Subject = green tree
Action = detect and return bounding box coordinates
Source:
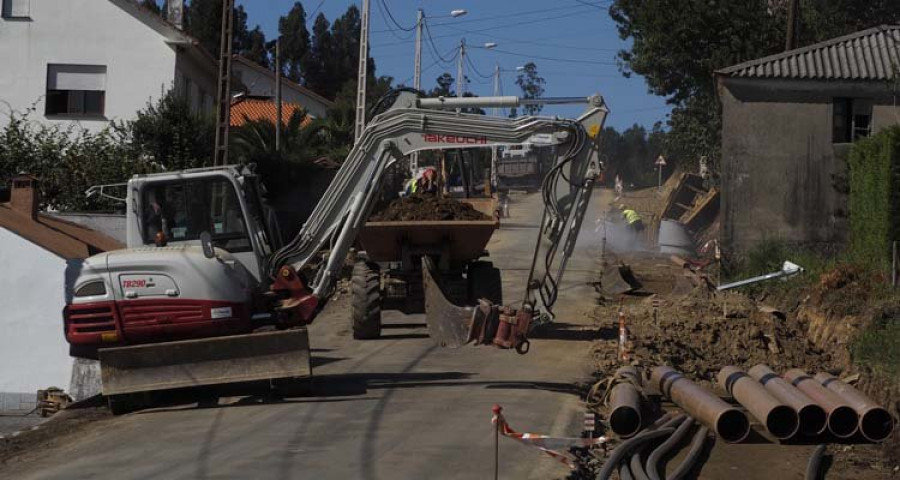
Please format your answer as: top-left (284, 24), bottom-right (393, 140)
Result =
top-left (514, 62), bottom-right (546, 115)
top-left (302, 13), bottom-right (334, 95)
top-left (430, 72), bottom-right (455, 97)
top-left (278, 2), bottom-right (311, 84)
top-left (242, 26), bottom-right (270, 69)
top-left (123, 91), bottom-right (215, 171)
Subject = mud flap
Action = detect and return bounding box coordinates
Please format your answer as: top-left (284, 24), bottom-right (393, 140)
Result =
top-left (99, 329), bottom-right (311, 396)
top-left (422, 256), bottom-right (478, 348)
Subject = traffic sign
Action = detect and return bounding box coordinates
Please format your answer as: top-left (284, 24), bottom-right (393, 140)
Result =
top-left (655, 155), bottom-right (667, 167)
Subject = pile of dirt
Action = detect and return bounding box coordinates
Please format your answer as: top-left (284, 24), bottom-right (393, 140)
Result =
top-left (369, 195), bottom-right (489, 222)
top-left (591, 287), bottom-right (837, 388)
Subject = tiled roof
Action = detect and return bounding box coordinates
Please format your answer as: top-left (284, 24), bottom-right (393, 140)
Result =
top-left (230, 97), bottom-right (312, 127)
top-left (717, 25), bottom-right (900, 80)
top-left (0, 205), bottom-right (123, 259)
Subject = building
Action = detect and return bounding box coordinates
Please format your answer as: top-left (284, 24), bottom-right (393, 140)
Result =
top-left (232, 56), bottom-right (334, 119)
top-left (230, 96), bottom-right (311, 128)
top-left (0, 176), bottom-right (122, 408)
top-left (0, 0), bottom-right (218, 131)
top-left (716, 25), bottom-right (900, 253)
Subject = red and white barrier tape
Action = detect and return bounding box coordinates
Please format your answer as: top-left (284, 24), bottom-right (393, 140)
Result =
top-left (491, 408), bottom-right (606, 470)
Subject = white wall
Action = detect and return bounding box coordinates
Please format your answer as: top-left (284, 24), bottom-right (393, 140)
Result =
top-left (0, 228), bottom-right (74, 401)
top-left (0, 0), bottom-right (179, 131)
top-left (234, 63), bottom-right (330, 118)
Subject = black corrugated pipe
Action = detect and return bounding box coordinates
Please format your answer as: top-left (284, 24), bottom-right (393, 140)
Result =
top-left (597, 427), bottom-right (679, 480)
top-left (646, 417), bottom-right (696, 480)
top-left (805, 444), bottom-right (827, 480)
top-left (629, 415), bottom-right (687, 480)
top-left (667, 426), bottom-right (711, 480)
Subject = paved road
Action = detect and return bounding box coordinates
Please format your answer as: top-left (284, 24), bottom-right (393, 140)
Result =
top-left (8, 191), bottom-right (609, 480)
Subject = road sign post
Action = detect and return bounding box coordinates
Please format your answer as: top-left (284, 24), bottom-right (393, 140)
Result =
top-left (655, 155), bottom-right (667, 192)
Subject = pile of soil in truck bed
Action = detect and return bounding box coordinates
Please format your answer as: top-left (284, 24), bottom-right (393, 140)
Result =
top-left (369, 194), bottom-right (489, 222)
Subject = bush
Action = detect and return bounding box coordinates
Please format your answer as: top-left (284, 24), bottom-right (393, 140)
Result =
top-left (853, 305), bottom-right (900, 378)
top-left (847, 126), bottom-right (900, 270)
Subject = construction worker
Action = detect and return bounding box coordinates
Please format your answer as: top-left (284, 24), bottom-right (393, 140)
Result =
top-left (405, 167), bottom-right (438, 195)
top-left (620, 205), bottom-right (644, 232)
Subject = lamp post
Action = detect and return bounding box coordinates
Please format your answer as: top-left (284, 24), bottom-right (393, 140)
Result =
top-left (457, 40), bottom-right (496, 98)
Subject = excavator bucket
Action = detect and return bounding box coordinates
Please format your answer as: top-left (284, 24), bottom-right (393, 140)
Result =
top-left (600, 264), bottom-right (642, 295)
top-left (422, 257), bottom-right (477, 348)
top-left (99, 329), bottom-right (311, 397)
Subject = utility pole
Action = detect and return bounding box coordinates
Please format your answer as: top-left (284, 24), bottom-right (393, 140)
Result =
top-left (491, 62), bottom-right (501, 117)
top-left (457, 38), bottom-right (466, 98)
top-left (213, 0), bottom-right (235, 166)
top-left (275, 37), bottom-right (282, 152)
top-left (411, 8), bottom-right (424, 173)
top-left (490, 62), bottom-right (501, 191)
top-left (786, 0), bottom-right (799, 51)
top-left (353, 0), bottom-right (370, 143)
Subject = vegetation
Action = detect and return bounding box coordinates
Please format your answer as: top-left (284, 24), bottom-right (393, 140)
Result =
top-left (599, 123), bottom-right (668, 188)
top-left (847, 126), bottom-right (900, 270)
top-left (514, 62), bottom-right (546, 116)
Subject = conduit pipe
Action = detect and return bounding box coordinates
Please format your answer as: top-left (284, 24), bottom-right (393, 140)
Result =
top-left (646, 417), bottom-right (695, 480)
top-left (748, 364), bottom-right (827, 436)
top-left (718, 366), bottom-right (799, 439)
top-left (597, 428), bottom-right (677, 480)
top-left (610, 366), bottom-right (644, 437)
top-left (814, 372), bottom-right (894, 442)
top-left (650, 366), bottom-right (750, 443)
top-left (783, 369), bottom-right (858, 438)
top-left (667, 426), bottom-right (711, 480)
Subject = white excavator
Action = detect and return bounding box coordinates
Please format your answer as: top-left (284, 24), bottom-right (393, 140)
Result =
top-left (63, 91), bottom-right (609, 413)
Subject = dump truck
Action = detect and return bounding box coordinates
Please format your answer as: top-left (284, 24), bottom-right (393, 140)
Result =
top-left (62, 92), bottom-right (609, 413)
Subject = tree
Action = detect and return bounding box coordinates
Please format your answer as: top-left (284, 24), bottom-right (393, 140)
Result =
top-left (278, 2), bottom-right (311, 84)
top-left (139, 0), bottom-right (162, 15)
top-left (302, 13), bottom-right (334, 94)
top-left (183, 0), bottom-right (268, 67)
top-left (431, 73), bottom-right (455, 97)
top-left (123, 91), bottom-right (215, 171)
top-left (515, 62), bottom-right (546, 115)
top-left (242, 26), bottom-right (270, 69)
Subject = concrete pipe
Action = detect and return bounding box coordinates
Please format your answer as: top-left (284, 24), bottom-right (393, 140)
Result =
top-left (749, 364), bottom-right (827, 436)
top-left (718, 366), bottom-right (799, 439)
top-left (814, 372), bottom-right (895, 442)
top-left (609, 366), bottom-right (643, 437)
top-left (650, 366), bottom-right (750, 443)
top-left (783, 369), bottom-right (858, 439)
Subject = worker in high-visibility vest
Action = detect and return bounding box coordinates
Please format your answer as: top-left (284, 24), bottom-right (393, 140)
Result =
top-left (620, 205), bottom-right (644, 232)
top-left (404, 167), bottom-right (438, 196)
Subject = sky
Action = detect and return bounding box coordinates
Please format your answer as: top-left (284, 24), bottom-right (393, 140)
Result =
top-left (235, 0), bottom-right (672, 131)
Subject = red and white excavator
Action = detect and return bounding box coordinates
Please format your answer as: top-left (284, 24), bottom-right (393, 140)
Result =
top-left (63, 92), bottom-right (608, 413)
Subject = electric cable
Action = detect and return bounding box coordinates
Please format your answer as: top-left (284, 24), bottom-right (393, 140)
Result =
top-left (377, 0), bottom-right (416, 32)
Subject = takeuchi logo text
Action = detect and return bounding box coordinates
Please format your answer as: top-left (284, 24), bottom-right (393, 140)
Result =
top-left (421, 134), bottom-right (488, 145)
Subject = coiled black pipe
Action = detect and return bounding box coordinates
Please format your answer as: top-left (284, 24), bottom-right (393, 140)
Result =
top-left (805, 444), bottom-right (827, 480)
top-left (646, 417), bottom-right (695, 480)
top-left (597, 428), bottom-right (677, 480)
top-left (619, 463), bottom-right (635, 480)
top-left (630, 447), bottom-right (651, 480)
top-left (666, 426), bottom-right (711, 480)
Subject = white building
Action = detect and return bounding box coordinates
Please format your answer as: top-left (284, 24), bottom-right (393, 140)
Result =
top-left (0, 0), bottom-right (219, 131)
top-left (0, 176), bottom-right (122, 408)
top-left (233, 56), bottom-right (334, 119)
top-left (0, 0), bottom-right (333, 132)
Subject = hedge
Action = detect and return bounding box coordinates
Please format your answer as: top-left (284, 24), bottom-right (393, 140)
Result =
top-left (848, 126), bottom-right (900, 269)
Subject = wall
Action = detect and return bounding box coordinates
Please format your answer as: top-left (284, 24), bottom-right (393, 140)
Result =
top-left (719, 77), bottom-right (900, 254)
top-left (0, 0), bottom-right (177, 131)
top-left (49, 212), bottom-right (126, 244)
top-left (175, 50), bottom-right (217, 115)
top-left (0, 228), bottom-right (73, 406)
top-left (233, 63), bottom-right (330, 118)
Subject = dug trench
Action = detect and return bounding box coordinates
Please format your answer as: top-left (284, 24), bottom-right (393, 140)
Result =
top-left (581, 249), bottom-right (899, 479)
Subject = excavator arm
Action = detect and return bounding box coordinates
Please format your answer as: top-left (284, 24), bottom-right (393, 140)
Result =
top-left (268, 92), bottom-right (609, 347)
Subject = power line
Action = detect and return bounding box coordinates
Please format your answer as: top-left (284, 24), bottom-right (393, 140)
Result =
top-left (439, 24), bottom-right (620, 53)
top-left (423, 19), bottom-right (457, 65)
top-left (428, 3), bottom-right (594, 28)
top-left (465, 54), bottom-right (492, 79)
top-left (373, 0), bottom-right (414, 41)
top-left (306, 0), bottom-right (326, 24)
top-left (377, 0), bottom-right (416, 32)
top-left (490, 48), bottom-right (618, 66)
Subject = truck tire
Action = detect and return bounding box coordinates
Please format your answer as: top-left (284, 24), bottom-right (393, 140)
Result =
top-left (468, 261), bottom-right (503, 305)
top-left (351, 261), bottom-right (382, 339)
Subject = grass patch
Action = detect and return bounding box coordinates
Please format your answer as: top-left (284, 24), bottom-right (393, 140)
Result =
top-left (852, 305), bottom-right (900, 379)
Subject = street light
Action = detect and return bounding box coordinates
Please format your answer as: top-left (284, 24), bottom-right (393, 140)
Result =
top-left (457, 39), bottom-right (498, 98)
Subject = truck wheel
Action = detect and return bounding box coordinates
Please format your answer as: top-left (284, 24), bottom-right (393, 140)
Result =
top-left (468, 261), bottom-right (503, 305)
top-left (351, 261), bottom-right (382, 339)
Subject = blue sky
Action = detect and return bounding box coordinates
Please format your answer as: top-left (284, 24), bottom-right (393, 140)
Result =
top-left (235, 0), bottom-right (671, 130)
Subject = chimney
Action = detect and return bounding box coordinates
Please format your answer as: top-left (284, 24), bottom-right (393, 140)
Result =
top-left (168, 0), bottom-right (184, 30)
top-left (10, 174), bottom-right (39, 219)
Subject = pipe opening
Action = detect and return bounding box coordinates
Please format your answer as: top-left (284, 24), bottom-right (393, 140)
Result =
top-left (860, 408), bottom-right (894, 442)
top-left (716, 409), bottom-right (750, 443)
top-left (766, 405), bottom-right (800, 439)
top-left (797, 404), bottom-right (828, 436)
top-left (610, 406), bottom-right (642, 438)
top-left (828, 406), bottom-right (860, 438)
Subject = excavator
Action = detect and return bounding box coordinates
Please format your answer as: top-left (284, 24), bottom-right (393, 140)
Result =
top-left (62, 91), bottom-right (609, 413)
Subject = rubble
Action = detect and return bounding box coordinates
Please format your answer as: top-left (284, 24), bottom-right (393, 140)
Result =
top-left (369, 194), bottom-right (489, 222)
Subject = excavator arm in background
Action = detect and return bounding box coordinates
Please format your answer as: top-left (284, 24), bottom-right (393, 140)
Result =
top-left (268, 92), bottom-right (609, 352)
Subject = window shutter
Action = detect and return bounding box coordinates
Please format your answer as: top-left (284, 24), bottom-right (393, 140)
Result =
top-left (47, 65), bottom-right (107, 91)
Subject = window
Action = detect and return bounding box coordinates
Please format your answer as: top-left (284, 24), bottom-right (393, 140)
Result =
top-left (1, 0), bottom-right (30, 18)
top-left (45, 64), bottom-right (107, 117)
top-left (833, 98), bottom-right (873, 143)
top-left (142, 178), bottom-right (250, 252)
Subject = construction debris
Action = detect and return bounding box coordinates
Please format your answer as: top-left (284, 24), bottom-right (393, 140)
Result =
top-left (369, 194), bottom-right (489, 222)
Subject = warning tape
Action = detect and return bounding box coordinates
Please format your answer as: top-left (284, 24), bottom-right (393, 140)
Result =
top-left (492, 409), bottom-right (607, 470)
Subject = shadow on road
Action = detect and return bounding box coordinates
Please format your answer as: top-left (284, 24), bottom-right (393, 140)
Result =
top-left (530, 322), bottom-right (617, 341)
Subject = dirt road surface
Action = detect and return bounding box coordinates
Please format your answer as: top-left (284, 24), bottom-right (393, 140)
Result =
top-left (0, 191), bottom-right (605, 480)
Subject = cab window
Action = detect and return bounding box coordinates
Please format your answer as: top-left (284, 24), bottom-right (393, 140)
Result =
top-left (142, 178), bottom-right (251, 252)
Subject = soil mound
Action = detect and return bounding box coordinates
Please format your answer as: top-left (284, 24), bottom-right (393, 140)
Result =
top-left (369, 195), bottom-right (489, 222)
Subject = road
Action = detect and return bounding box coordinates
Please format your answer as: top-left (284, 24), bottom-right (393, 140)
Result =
top-left (4, 190), bottom-right (609, 480)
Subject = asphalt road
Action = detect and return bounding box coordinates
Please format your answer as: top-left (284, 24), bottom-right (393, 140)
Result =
top-left (8, 190), bottom-right (609, 480)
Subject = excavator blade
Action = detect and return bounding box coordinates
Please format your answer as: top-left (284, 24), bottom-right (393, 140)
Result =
top-left (99, 329), bottom-right (311, 396)
top-left (600, 264), bottom-right (642, 295)
top-left (422, 257), bottom-right (476, 348)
